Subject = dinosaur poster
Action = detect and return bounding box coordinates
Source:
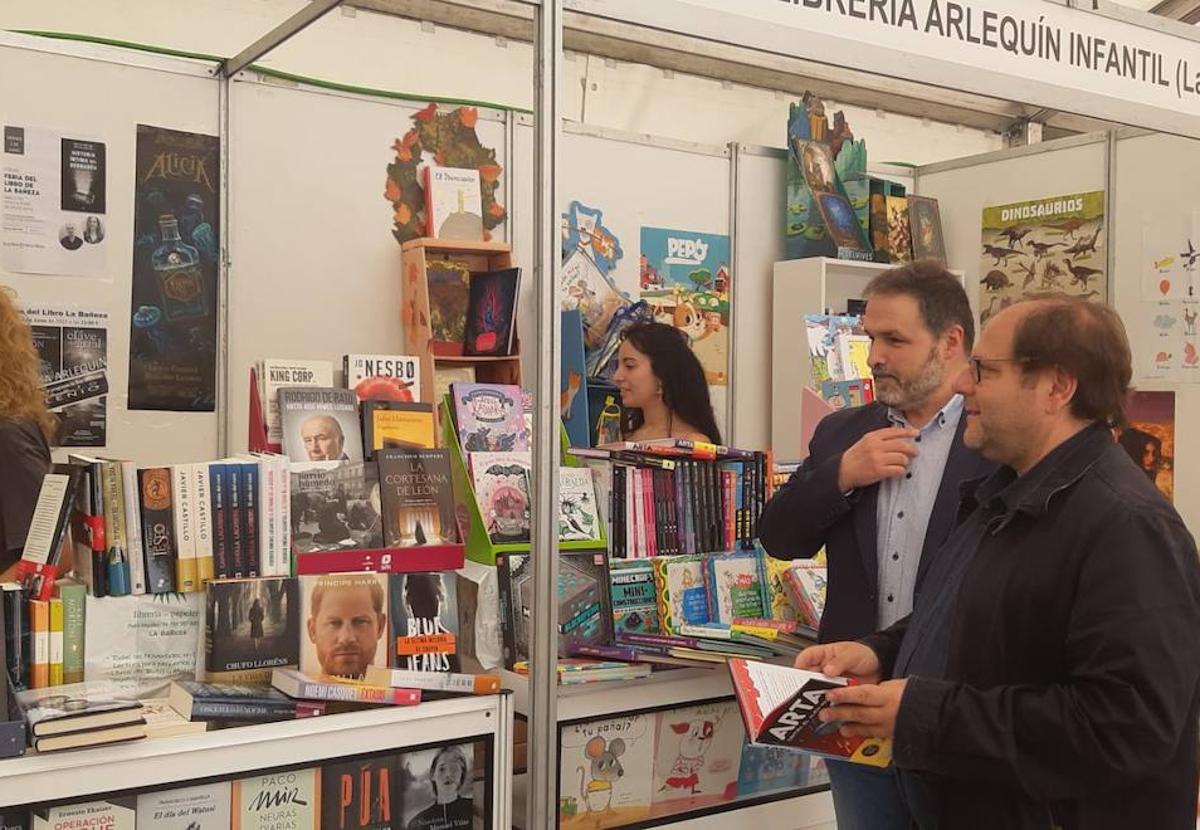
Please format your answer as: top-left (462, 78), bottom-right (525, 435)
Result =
top-left (559, 713), bottom-right (654, 829)
top-left (978, 191), bottom-right (1106, 324)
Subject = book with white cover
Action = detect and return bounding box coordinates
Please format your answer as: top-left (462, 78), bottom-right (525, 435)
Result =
top-left (425, 166), bottom-right (483, 241)
top-left (193, 462), bottom-right (215, 585)
top-left (261, 359), bottom-right (334, 447)
top-left (121, 461), bottom-right (147, 594)
top-left (343, 353), bottom-right (421, 403)
top-left (137, 782), bottom-right (231, 828)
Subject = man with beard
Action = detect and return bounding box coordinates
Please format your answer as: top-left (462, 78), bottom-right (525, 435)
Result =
top-left (759, 260), bottom-right (993, 829)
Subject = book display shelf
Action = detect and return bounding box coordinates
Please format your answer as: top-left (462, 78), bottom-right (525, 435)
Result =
top-left (442, 399), bottom-right (607, 566)
top-left (400, 238), bottom-right (523, 407)
top-left (0, 694), bottom-right (514, 826)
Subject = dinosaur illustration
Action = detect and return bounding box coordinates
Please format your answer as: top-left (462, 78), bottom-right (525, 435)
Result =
top-left (1028, 241), bottom-right (1063, 259)
top-left (1062, 227), bottom-right (1102, 261)
top-left (1015, 260), bottom-right (1039, 290)
top-left (982, 245), bottom-right (1026, 266)
top-left (1000, 227), bottom-right (1032, 248)
top-left (980, 270), bottom-right (1013, 292)
top-left (1064, 260), bottom-right (1103, 290)
top-left (1044, 217), bottom-right (1089, 239)
top-left (1040, 260), bottom-right (1066, 290)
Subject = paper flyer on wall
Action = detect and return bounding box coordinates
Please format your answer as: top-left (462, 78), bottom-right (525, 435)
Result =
top-left (1140, 215), bottom-right (1200, 381)
top-left (2, 124), bottom-right (109, 278)
top-left (978, 191), bottom-right (1106, 324)
top-left (21, 302), bottom-right (109, 447)
top-left (127, 125), bottom-right (220, 412)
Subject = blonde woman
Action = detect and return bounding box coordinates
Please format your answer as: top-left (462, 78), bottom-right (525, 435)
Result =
top-left (0, 289), bottom-right (54, 578)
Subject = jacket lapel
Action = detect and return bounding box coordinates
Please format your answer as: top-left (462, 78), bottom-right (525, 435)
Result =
top-left (915, 414), bottom-right (985, 586)
top-left (853, 406), bottom-right (890, 589)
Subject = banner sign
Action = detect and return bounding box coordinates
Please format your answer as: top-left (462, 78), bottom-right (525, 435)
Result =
top-left (570, 0), bottom-right (1200, 137)
top-left (127, 125), bottom-right (220, 412)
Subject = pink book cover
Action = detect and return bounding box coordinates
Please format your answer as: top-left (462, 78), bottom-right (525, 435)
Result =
top-left (800, 388), bottom-right (836, 461)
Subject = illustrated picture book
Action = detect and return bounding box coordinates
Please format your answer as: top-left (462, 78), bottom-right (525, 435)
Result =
top-left (559, 713), bottom-right (655, 829)
top-left (452, 383), bottom-right (527, 453)
top-left (650, 700), bottom-right (743, 812)
top-left (469, 451), bottom-right (532, 544)
top-left (558, 466), bottom-right (601, 543)
top-left (425, 166), bottom-right (483, 241)
top-left (425, 257), bottom-right (472, 354)
top-left (463, 267), bottom-right (520, 356)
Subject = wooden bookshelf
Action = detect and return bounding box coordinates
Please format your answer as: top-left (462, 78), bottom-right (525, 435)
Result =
top-left (400, 237), bottom-right (522, 406)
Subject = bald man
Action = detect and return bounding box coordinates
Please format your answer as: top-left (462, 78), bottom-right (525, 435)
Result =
top-left (301, 414), bottom-right (348, 462)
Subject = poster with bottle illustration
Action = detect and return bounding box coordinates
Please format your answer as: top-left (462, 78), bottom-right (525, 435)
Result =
top-left (2, 124), bottom-right (109, 278)
top-left (127, 125), bottom-right (220, 412)
top-left (20, 302), bottom-right (109, 447)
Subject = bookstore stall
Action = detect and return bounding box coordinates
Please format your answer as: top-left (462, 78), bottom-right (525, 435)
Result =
top-left (0, 0), bottom-right (1198, 828)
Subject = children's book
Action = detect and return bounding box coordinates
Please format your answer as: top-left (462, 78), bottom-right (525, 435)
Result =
top-left (650, 700), bottom-right (743, 813)
top-left (761, 555), bottom-right (799, 623)
top-left (559, 466), bottom-right (601, 543)
top-left (559, 713), bottom-right (655, 829)
top-left (785, 564), bottom-right (827, 630)
top-left (705, 551), bottom-right (767, 626)
top-left (728, 658), bottom-right (892, 767)
top-left (609, 559), bottom-right (660, 636)
top-left (470, 451), bottom-right (532, 544)
top-left (735, 740), bottom-right (808, 798)
top-left (424, 166), bottom-right (483, 241)
top-left (452, 383), bottom-right (527, 452)
top-left (426, 258), bottom-right (472, 354)
top-left (651, 555), bottom-right (709, 635)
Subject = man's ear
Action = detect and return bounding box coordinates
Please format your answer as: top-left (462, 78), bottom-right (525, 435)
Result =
top-left (1044, 365), bottom-right (1079, 415)
top-left (306, 616), bottom-right (316, 642)
top-left (377, 613), bottom-right (387, 640)
top-left (941, 324), bottom-right (965, 360)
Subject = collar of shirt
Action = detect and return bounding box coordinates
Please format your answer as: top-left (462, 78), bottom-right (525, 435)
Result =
top-left (885, 394), bottom-right (964, 434)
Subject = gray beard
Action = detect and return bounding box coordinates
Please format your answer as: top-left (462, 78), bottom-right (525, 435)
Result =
top-left (873, 349), bottom-right (945, 411)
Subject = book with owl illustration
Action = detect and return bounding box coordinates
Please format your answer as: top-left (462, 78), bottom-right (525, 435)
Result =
top-left (704, 551), bottom-right (766, 626)
top-left (469, 451), bottom-right (532, 544)
top-left (652, 555), bottom-right (709, 635)
top-left (463, 267), bottom-right (520, 356)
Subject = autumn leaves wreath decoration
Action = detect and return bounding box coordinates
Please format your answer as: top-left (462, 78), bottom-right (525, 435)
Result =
top-left (384, 103), bottom-right (507, 244)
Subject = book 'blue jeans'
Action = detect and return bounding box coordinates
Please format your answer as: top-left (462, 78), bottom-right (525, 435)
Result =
top-left (825, 759), bottom-right (913, 830)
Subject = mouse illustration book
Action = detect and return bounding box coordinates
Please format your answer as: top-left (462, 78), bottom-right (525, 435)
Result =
top-left (559, 714), bottom-right (653, 829)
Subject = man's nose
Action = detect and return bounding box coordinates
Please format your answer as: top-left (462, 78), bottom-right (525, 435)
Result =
top-left (952, 364), bottom-right (974, 396)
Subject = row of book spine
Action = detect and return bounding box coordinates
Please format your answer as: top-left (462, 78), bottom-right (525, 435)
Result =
top-left (3, 578), bottom-right (86, 690)
top-left (604, 452), bottom-right (770, 559)
top-left (68, 453), bottom-right (291, 598)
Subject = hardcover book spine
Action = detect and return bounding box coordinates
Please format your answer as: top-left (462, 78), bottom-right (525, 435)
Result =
top-left (138, 468), bottom-right (178, 594)
top-left (87, 460), bottom-right (108, 597)
top-left (172, 464), bottom-right (198, 592)
top-left (295, 678), bottom-right (422, 705)
top-left (54, 581), bottom-right (86, 684)
top-left (241, 463), bottom-right (259, 578)
top-left (2, 586), bottom-right (29, 690)
top-left (48, 597), bottom-right (63, 687)
top-left (259, 457), bottom-right (275, 577)
top-left (227, 464), bottom-right (245, 579)
top-left (121, 461), bottom-right (147, 595)
top-left (30, 599), bottom-right (48, 689)
top-left (189, 700), bottom-right (298, 721)
top-left (192, 463), bottom-right (215, 586)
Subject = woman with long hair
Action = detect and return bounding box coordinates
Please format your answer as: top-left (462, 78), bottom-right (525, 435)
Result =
top-left (611, 321), bottom-right (722, 445)
top-left (0, 289), bottom-right (55, 577)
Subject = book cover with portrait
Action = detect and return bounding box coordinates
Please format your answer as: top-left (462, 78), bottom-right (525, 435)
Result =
top-left (398, 743), bottom-right (475, 830)
top-left (299, 573), bottom-right (390, 681)
top-left (279, 387), bottom-right (363, 463)
top-left (389, 572), bottom-right (461, 674)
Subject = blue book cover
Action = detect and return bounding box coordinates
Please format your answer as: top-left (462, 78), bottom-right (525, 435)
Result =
top-left (736, 740), bottom-right (808, 798)
top-left (561, 309), bottom-right (590, 448)
top-left (609, 559), bottom-right (660, 635)
top-left (209, 464), bottom-right (231, 579)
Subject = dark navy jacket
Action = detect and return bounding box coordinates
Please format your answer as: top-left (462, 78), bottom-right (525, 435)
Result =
top-left (758, 402), bottom-right (993, 643)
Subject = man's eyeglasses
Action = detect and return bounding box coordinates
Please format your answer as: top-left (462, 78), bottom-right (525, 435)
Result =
top-left (969, 356), bottom-right (1031, 383)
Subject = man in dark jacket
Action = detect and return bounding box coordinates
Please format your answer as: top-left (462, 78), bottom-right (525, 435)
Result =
top-left (759, 261), bottom-right (992, 828)
top-left (802, 297), bottom-right (1200, 829)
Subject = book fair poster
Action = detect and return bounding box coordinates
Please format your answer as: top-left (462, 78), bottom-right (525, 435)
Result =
top-left (2, 124), bottom-right (109, 278)
top-left (21, 303), bottom-right (109, 447)
top-left (978, 191), bottom-right (1106, 324)
top-left (1140, 214), bottom-right (1200, 382)
top-left (1117, 391), bottom-right (1175, 504)
top-left (127, 125), bottom-right (219, 411)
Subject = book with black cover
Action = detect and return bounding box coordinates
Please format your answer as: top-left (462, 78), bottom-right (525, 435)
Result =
top-left (389, 572), bottom-right (460, 673)
top-left (321, 754), bottom-right (398, 830)
top-left (377, 449), bottom-right (458, 547)
top-left (463, 267), bottom-right (520, 356)
top-left (137, 468), bottom-right (178, 593)
top-left (289, 461), bottom-right (384, 553)
top-left (168, 680), bottom-right (301, 722)
top-left (205, 577), bottom-right (300, 680)
top-left (2, 584), bottom-right (29, 691)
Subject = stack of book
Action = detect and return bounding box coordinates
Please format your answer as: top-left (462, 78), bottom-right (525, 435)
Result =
top-left (16, 682), bottom-right (146, 752)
